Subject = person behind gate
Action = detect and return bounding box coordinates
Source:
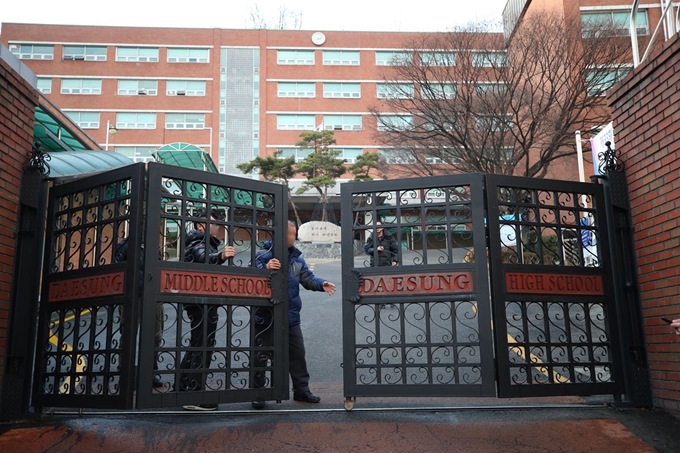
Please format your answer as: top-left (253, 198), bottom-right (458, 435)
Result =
top-left (364, 221), bottom-right (399, 309)
top-left (251, 220), bottom-right (336, 410)
top-left (180, 208), bottom-right (235, 411)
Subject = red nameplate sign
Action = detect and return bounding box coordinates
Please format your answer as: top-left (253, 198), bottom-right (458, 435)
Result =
top-left (360, 271), bottom-right (474, 296)
top-left (160, 270), bottom-right (271, 298)
top-left (48, 271), bottom-right (125, 302)
top-left (505, 272), bottom-right (604, 296)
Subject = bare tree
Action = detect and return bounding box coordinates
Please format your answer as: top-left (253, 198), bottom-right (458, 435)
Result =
top-left (249, 3), bottom-right (303, 30)
top-left (372, 12), bottom-right (631, 178)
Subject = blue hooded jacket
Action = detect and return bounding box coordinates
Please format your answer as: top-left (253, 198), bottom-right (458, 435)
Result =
top-left (255, 241), bottom-right (325, 326)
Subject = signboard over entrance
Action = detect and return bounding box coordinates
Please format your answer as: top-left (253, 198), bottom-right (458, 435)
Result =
top-left (160, 270), bottom-right (271, 298)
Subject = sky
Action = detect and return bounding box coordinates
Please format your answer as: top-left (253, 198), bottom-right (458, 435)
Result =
top-left (0, 0), bottom-right (508, 33)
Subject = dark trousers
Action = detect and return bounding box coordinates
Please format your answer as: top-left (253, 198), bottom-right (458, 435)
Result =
top-left (253, 322), bottom-right (310, 395)
top-left (178, 304), bottom-right (218, 391)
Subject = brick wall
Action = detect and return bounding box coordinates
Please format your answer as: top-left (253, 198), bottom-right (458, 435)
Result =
top-left (0, 53), bottom-right (38, 391)
top-left (609, 34), bottom-right (680, 411)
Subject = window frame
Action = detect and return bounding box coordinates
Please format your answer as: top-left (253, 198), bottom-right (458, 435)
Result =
top-left (167, 47), bottom-right (210, 63)
top-left (37, 78), bottom-right (52, 94)
top-left (60, 78), bottom-right (102, 95)
top-left (117, 79), bottom-right (158, 96)
top-left (375, 51), bottom-right (413, 66)
top-left (62, 45), bottom-right (107, 61)
top-left (581, 9), bottom-right (649, 37)
top-left (323, 115), bottom-right (363, 131)
top-left (472, 51), bottom-right (509, 68)
top-left (115, 46), bottom-right (159, 62)
top-left (164, 113), bottom-right (206, 129)
top-left (377, 115), bottom-right (414, 131)
top-left (322, 50), bottom-right (360, 66)
top-left (9, 44), bottom-right (54, 60)
top-left (420, 51), bottom-right (457, 66)
top-left (276, 114), bottom-right (316, 131)
top-left (277, 50), bottom-right (315, 65)
top-left (166, 80), bottom-right (207, 96)
top-left (377, 83), bottom-right (415, 99)
top-left (277, 82), bottom-right (316, 98)
top-left (66, 111), bottom-right (101, 129)
top-left (116, 112), bottom-right (157, 129)
top-left (323, 82), bottom-right (361, 98)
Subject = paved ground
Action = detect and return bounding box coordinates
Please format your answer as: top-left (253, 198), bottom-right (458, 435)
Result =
top-left (3, 259), bottom-right (680, 452)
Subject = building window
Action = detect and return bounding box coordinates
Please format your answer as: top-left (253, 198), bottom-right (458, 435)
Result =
top-left (115, 146), bottom-right (156, 163)
top-left (474, 82), bottom-right (508, 96)
top-left (118, 79), bottom-right (158, 96)
top-left (116, 112), bottom-right (157, 129)
top-left (62, 45), bottom-right (107, 61)
top-left (379, 149), bottom-right (416, 164)
top-left (166, 80), bottom-right (206, 96)
top-left (472, 52), bottom-right (508, 67)
top-left (37, 78), bottom-right (52, 94)
top-left (377, 83), bottom-right (415, 99)
top-left (375, 51), bottom-right (412, 66)
top-left (276, 115), bottom-right (316, 130)
top-left (323, 50), bottom-right (360, 65)
top-left (167, 48), bottom-right (210, 63)
top-left (277, 50), bottom-right (315, 65)
top-left (420, 52), bottom-right (456, 66)
top-left (323, 82), bottom-right (361, 98)
top-left (323, 115), bottom-right (363, 131)
top-left (61, 78), bottom-right (102, 95)
top-left (278, 82), bottom-right (315, 98)
top-left (422, 83), bottom-right (456, 99)
top-left (586, 67), bottom-right (631, 96)
top-left (336, 148), bottom-right (363, 163)
top-left (377, 115), bottom-right (413, 131)
top-left (65, 111), bottom-right (100, 129)
top-left (278, 147), bottom-right (314, 162)
top-left (581, 10), bottom-right (649, 37)
top-left (475, 115), bottom-right (513, 132)
top-left (165, 113), bottom-right (206, 129)
top-left (115, 47), bottom-right (159, 62)
top-left (9, 44), bottom-right (54, 60)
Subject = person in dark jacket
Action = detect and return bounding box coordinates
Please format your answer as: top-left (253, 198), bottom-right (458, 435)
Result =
top-left (180, 208), bottom-right (235, 411)
top-left (364, 221), bottom-right (399, 267)
top-left (251, 221), bottom-right (336, 410)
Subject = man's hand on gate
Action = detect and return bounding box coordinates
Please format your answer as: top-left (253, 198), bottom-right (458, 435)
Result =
top-left (266, 258), bottom-right (281, 270)
top-left (322, 281), bottom-right (336, 296)
top-left (222, 246), bottom-right (235, 261)
top-left (377, 246), bottom-right (384, 252)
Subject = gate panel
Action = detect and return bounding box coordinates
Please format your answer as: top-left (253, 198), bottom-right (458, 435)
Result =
top-left (136, 163), bottom-right (288, 408)
top-left (486, 174), bottom-right (624, 398)
top-left (33, 164), bottom-right (145, 409)
top-left (342, 175), bottom-right (495, 398)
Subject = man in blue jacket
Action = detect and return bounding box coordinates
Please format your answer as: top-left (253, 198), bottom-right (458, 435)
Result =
top-left (252, 221), bottom-right (336, 409)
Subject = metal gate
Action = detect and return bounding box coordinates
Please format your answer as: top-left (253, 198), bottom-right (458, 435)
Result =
top-left (32, 162), bottom-right (289, 410)
top-left (486, 175), bottom-right (623, 397)
top-left (341, 175), bottom-right (496, 399)
top-left (342, 174), bottom-right (624, 401)
top-left (136, 163), bottom-right (288, 408)
top-left (33, 164), bottom-right (145, 409)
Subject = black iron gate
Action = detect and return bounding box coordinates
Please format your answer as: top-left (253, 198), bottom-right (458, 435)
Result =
top-left (486, 175), bottom-right (623, 397)
top-left (34, 164), bottom-right (145, 409)
top-left (136, 163), bottom-right (289, 408)
top-left (32, 162), bottom-right (289, 410)
top-left (341, 175), bottom-right (496, 400)
top-left (342, 173), bottom-right (624, 401)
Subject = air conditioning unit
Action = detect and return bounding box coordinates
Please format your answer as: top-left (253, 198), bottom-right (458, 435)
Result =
top-left (177, 90), bottom-right (186, 96)
top-left (138, 90), bottom-right (147, 95)
top-left (74, 56), bottom-right (85, 60)
top-left (62, 55), bottom-right (75, 60)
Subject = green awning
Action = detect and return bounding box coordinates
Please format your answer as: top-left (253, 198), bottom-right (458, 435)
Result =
top-left (34, 106), bottom-right (92, 152)
top-left (47, 151), bottom-right (135, 178)
top-left (153, 143), bottom-right (218, 173)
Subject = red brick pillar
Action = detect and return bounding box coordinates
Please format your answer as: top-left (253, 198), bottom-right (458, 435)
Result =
top-left (609, 34), bottom-right (680, 413)
top-left (0, 52), bottom-right (39, 395)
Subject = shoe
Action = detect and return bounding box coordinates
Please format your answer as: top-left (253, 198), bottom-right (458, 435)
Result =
top-left (183, 404), bottom-right (218, 411)
top-left (152, 377), bottom-right (163, 388)
top-left (251, 399), bottom-right (266, 410)
top-left (293, 391), bottom-right (321, 403)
